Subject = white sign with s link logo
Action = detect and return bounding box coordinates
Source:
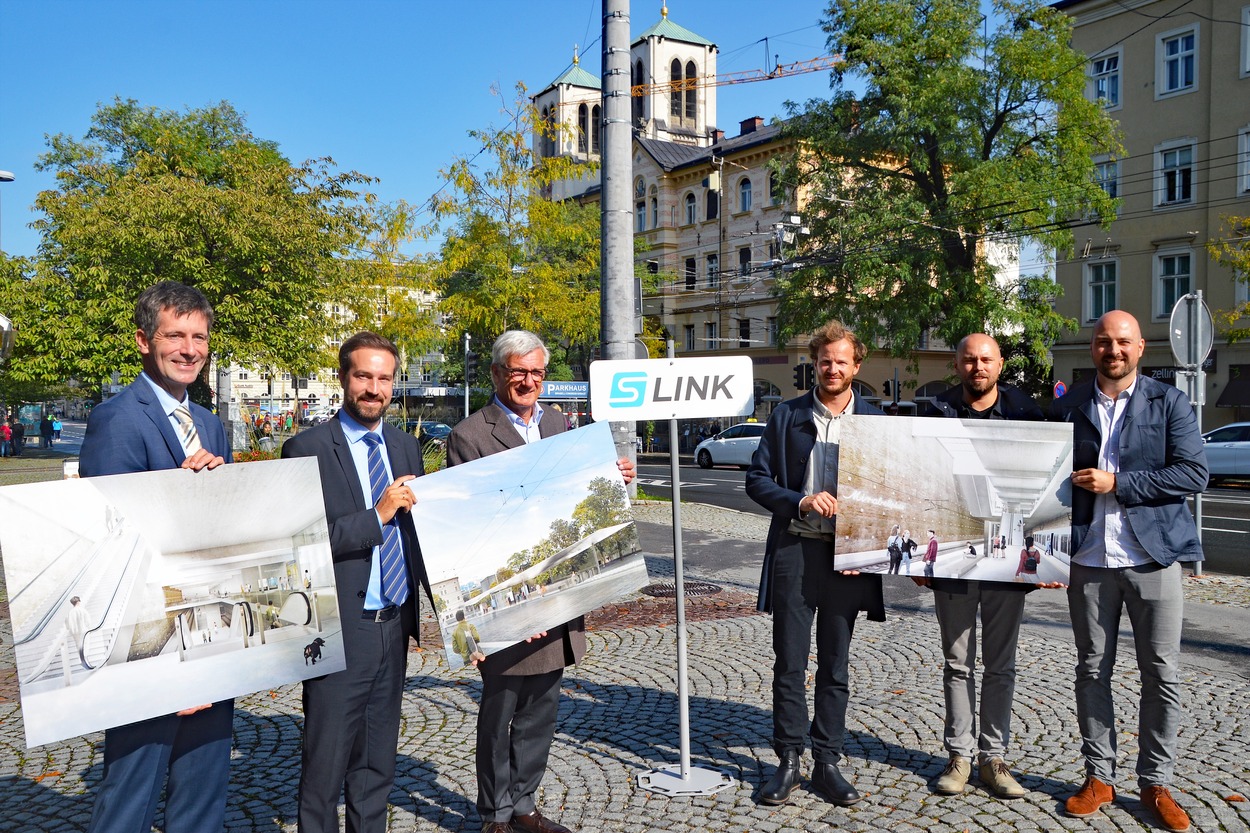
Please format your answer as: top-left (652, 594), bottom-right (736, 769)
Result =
top-left (589, 356), bottom-right (755, 421)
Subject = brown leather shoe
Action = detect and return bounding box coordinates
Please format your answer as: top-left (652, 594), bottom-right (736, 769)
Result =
top-left (1142, 785), bottom-right (1191, 832)
top-left (482, 824), bottom-right (513, 833)
top-left (511, 810), bottom-right (573, 833)
top-left (1064, 775), bottom-right (1115, 818)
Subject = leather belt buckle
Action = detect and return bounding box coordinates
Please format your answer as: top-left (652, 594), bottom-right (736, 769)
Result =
top-left (363, 605), bottom-right (397, 622)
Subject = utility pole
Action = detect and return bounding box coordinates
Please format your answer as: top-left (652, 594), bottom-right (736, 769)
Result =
top-left (602, 0), bottom-right (636, 481)
top-left (463, 332), bottom-right (471, 420)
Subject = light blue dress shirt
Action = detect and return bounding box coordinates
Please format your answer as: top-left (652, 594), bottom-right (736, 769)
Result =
top-left (337, 409), bottom-right (399, 609)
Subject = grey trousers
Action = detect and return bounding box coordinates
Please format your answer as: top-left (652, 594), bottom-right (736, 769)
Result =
top-left (933, 585), bottom-right (1027, 762)
top-left (1068, 561), bottom-right (1184, 788)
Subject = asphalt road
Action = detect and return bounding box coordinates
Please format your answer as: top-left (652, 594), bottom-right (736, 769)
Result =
top-left (638, 462), bottom-right (1250, 577)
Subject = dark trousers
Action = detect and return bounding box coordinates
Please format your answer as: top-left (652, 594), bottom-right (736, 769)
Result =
top-left (476, 669), bottom-right (563, 823)
top-left (87, 701), bottom-right (234, 833)
top-left (298, 608), bottom-right (409, 833)
top-left (770, 533), bottom-right (870, 764)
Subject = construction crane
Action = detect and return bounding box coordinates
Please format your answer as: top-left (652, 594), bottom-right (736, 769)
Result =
top-left (630, 54), bottom-right (842, 98)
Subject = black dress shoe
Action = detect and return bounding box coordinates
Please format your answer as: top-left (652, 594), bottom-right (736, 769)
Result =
top-left (760, 750), bottom-right (803, 805)
top-left (481, 824), bottom-right (513, 833)
top-left (810, 762), bottom-right (862, 806)
top-left (511, 810), bottom-right (572, 833)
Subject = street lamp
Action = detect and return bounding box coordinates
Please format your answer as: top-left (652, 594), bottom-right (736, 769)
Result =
top-left (0, 170), bottom-right (14, 253)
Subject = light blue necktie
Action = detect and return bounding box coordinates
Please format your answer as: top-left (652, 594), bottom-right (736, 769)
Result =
top-left (362, 433), bottom-right (409, 606)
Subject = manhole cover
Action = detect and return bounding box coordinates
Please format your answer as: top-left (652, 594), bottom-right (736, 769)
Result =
top-left (641, 581), bottom-right (722, 598)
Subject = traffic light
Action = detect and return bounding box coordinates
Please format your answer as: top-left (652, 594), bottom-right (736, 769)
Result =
top-left (465, 351), bottom-right (479, 386)
top-left (793, 363), bottom-right (805, 390)
top-left (803, 364), bottom-right (815, 390)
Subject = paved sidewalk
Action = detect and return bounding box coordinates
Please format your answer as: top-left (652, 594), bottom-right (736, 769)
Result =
top-left (0, 502), bottom-right (1247, 832)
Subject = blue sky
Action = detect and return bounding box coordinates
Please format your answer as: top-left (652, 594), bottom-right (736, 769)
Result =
top-left (0, 1), bottom-right (838, 260)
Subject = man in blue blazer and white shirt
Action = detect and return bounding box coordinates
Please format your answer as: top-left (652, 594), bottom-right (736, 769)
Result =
top-left (80, 282), bottom-right (233, 833)
top-left (1050, 310), bottom-right (1207, 833)
top-left (281, 330), bottom-right (433, 833)
top-left (746, 319), bottom-right (885, 808)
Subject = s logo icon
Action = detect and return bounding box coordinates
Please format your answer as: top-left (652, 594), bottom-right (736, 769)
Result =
top-left (609, 372), bottom-right (648, 407)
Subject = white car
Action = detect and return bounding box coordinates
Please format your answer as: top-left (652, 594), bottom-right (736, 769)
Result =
top-left (695, 422), bottom-right (766, 469)
top-left (1202, 421), bottom-right (1250, 486)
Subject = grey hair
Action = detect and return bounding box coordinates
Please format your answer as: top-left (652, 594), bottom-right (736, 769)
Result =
top-left (134, 282), bottom-right (214, 336)
top-left (491, 330), bottom-right (550, 367)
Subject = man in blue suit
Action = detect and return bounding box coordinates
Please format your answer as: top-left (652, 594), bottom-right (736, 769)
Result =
top-left (1050, 310), bottom-right (1207, 833)
top-left (80, 281), bottom-right (233, 833)
top-left (746, 320), bottom-right (885, 808)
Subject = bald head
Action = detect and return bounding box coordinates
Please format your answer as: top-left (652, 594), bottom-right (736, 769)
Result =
top-left (1091, 310), bottom-right (1145, 392)
top-left (955, 333), bottom-right (1004, 404)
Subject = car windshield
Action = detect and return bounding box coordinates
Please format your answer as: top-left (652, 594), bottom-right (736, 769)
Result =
top-left (423, 423), bottom-right (452, 437)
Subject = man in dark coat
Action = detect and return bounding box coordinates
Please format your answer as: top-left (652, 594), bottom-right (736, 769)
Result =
top-left (745, 320), bottom-right (885, 808)
top-left (447, 330), bottom-right (633, 833)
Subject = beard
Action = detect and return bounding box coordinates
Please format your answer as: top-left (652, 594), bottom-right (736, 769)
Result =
top-left (343, 393), bottom-right (388, 425)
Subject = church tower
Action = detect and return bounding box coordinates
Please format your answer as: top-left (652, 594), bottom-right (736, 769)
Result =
top-left (630, 3), bottom-right (718, 146)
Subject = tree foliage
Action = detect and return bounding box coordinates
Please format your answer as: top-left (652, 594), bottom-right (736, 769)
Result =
top-left (1210, 215), bottom-right (1250, 340)
top-left (428, 84), bottom-right (605, 372)
top-left (780, 0), bottom-right (1122, 378)
top-left (0, 98), bottom-right (384, 394)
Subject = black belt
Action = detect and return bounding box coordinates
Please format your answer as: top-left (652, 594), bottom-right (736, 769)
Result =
top-left (362, 605), bottom-right (399, 622)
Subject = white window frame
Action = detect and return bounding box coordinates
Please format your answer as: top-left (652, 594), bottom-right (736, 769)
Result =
top-left (767, 316), bottom-right (779, 346)
top-left (1155, 25), bottom-right (1198, 99)
top-left (683, 324), bottom-right (695, 352)
top-left (1084, 260), bottom-right (1119, 323)
top-left (683, 192), bottom-right (696, 225)
top-left (1154, 247), bottom-right (1193, 320)
top-left (1094, 156), bottom-right (1119, 202)
top-left (739, 177), bottom-right (753, 213)
top-left (1154, 139), bottom-right (1196, 208)
top-left (1240, 126), bottom-right (1250, 195)
top-left (1242, 6), bottom-right (1250, 78)
top-left (704, 321), bottom-right (718, 348)
top-left (706, 253), bottom-right (719, 288)
top-left (1090, 48), bottom-right (1122, 110)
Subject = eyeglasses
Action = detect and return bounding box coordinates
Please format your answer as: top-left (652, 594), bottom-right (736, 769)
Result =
top-left (503, 367), bottom-right (546, 381)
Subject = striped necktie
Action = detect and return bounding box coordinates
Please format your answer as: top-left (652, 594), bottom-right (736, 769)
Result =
top-left (172, 404), bottom-right (202, 455)
top-left (362, 433), bottom-right (409, 606)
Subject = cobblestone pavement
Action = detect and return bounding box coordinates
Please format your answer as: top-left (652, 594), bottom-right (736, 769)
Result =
top-left (0, 502), bottom-right (1247, 832)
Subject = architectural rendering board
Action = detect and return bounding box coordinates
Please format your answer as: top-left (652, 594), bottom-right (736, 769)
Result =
top-left (835, 415), bottom-right (1074, 585)
top-left (408, 421), bottom-right (645, 671)
top-left (0, 457), bottom-right (343, 747)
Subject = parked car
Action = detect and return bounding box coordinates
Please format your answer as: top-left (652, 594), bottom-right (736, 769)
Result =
top-left (1202, 421), bottom-right (1250, 485)
top-left (695, 422), bottom-right (765, 469)
top-left (418, 422), bottom-right (453, 445)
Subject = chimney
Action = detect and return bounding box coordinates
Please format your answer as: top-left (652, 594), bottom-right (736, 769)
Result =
top-left (711, 128), bottom-right (725, 143)
top-left (739, 116), bottom-right (764, 136)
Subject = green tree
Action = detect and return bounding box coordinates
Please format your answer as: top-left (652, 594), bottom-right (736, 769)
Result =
top-left (780, 0), bottom-right (1121, 382)
top-left (2, 97), bottom-right (383, 394)
top-left (429, 83), bottom-right (604, 374)
top-left (1210, 215), bottom-right (1250, 340)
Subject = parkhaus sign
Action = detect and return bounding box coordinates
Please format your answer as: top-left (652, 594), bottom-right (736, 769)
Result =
top-left (589, 356), bottom-right (755, 422)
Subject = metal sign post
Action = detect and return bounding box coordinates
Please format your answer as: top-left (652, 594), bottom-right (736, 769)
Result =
top-left (590, 348), bottom-right (751, 796)
top-left (1169, 291), bottom-right (1213, 575)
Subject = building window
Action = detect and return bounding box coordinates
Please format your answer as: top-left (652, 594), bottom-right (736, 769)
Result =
top-left (684, 193), bottom-right (696, 225)
top-left (577, 104), bottom-right (589, 154)
top-left (1243, 6), bottom-right (1250, 77)
top-left (738, 318), bottom-right (751, 348)
top-left (769, 171), bottom-right (785, 206)
top-left (739, 178), bottom-right (753, 212)
top-left (237, 370), bottom-right (249, 381)
top-left (540, 107), bottom-right (555, 157)
top-left (1157, 26), bottom-right (1197, 97)
top-left (591, 105), bottom-right (601, 155)
top-left (704, 321), bottom-right (718, 348)
top-left (636, 201), bottom-right (646, 232)
top-left (683, 324), bottom-right (695, 352)
top-left (670, 59), bottom-right (682, 119)
top-left (649, 185), bottom-right (658, 226)
top-left (706, 189), bottom-right (718, 221)
top-left (1085, 261), bottom-right (1118, 322)
top-left (738, 246), bottom-right (752, 278)
top-left (633, 60), bottom-right (645, 124)
top-left (1091, 51), bottom-right (1121, 108)
top-left (1157, 142), bottom-right (1194, 206)
top-left (706, 254), bottom-right (719, 288)
top-left (767, 317), bottom-right (778, 346)
top-left (1240, 127), bottom-right (1250, 194)
top-left (684, 258), bottom-right (696, 290)
top-left (1156, 251), bottom-right (1191, 318)
top-left (685, 60), bottom-right (698, 123)
top-left (1094, 158), bottom-right (1119, 199)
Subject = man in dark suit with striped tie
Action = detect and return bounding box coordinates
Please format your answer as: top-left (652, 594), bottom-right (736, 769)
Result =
top-left (281, 331), bottom-right (433, 833)
top-left (80, 281), bottom-right (234, 833)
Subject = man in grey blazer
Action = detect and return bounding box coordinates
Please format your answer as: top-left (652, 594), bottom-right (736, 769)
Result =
top-left (282, 331), bottom-right (433, 833)
top-left (448, 330), bottom-right (633, 833)
top-left (80, 282), bottom-right (233, 833)
top-left (1050, 311), bottom-right (1207, 833)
